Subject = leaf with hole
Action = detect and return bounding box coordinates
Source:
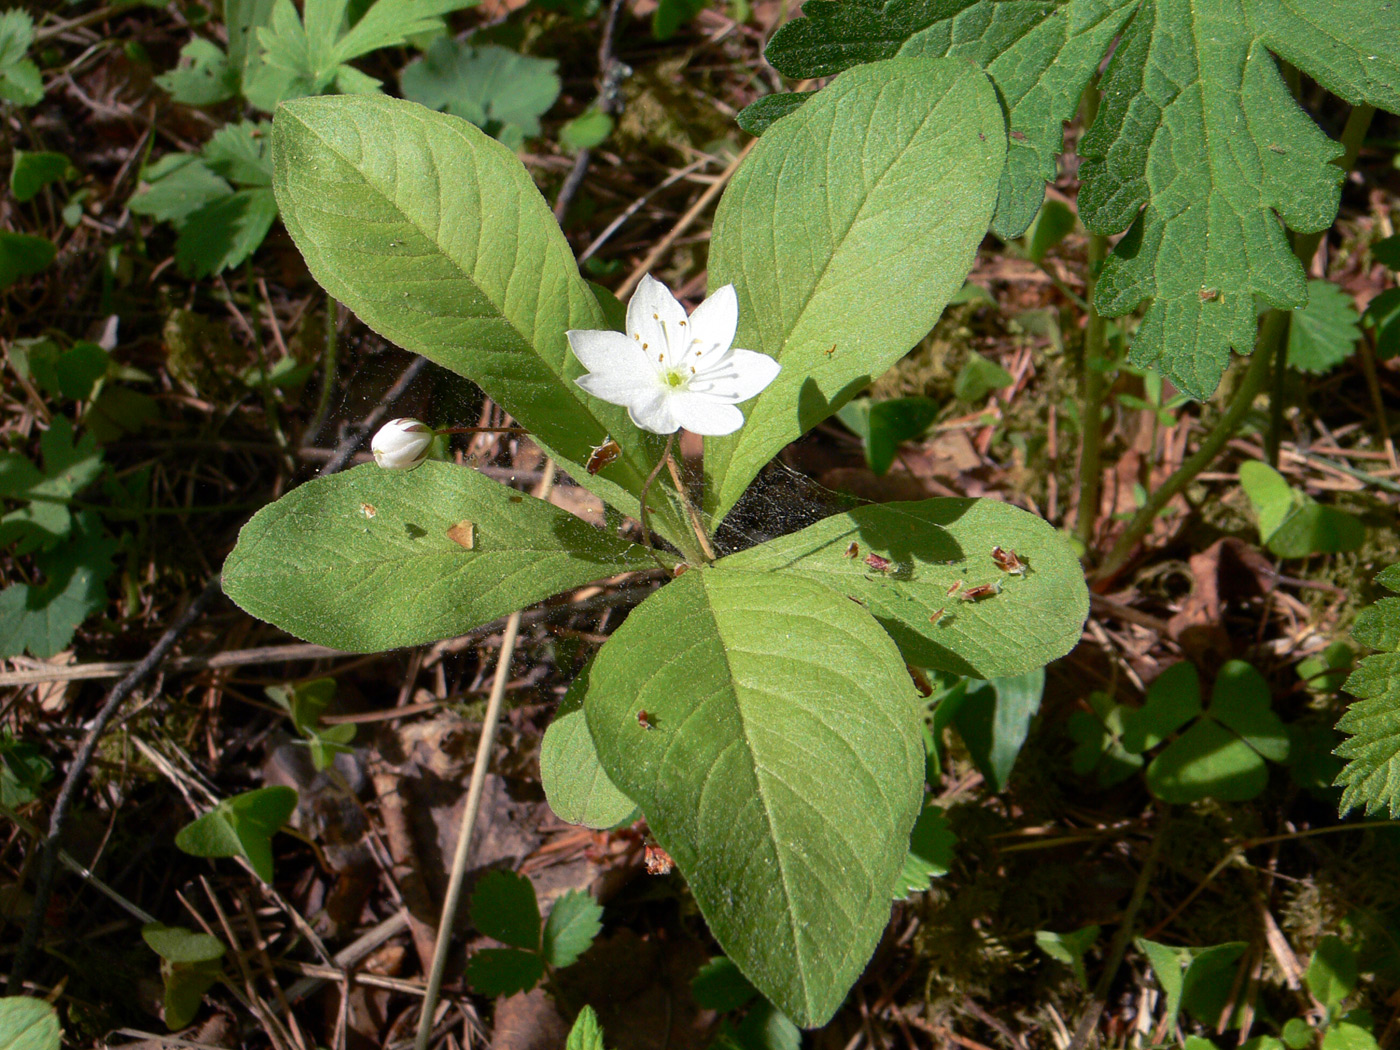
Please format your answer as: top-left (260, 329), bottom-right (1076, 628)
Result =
top-left (585, 566), bottom-right (924, 1025)
top-left (703, 56), bottom-right (1003, 525)
top-left (720, 498), bottom-right (1087, 680)
top-left (174, 785), bottom-right (299, 883)
top-left (222, 461), bottom-right (654, 651)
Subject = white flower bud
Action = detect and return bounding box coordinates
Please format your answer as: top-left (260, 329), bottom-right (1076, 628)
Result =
top-left (371, 418), bottom-right (434, 470)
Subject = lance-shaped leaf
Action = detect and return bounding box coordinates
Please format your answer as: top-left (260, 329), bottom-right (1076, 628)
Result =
top-left (271, 95), bottom-right (682, 539)
top-left (762, 0), bottom-right (1137, 238)
top-left (585, 566), bottom-right (924, 1026)
top-left (704, 57), bottom-right (1003, 525)
top-left (222, 461), bottom-right (653, 652)
top-left (720, 498), bottom-right (1087, 679)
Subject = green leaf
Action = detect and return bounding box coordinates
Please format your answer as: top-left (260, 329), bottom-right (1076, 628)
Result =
top-left (1334, 566), bottom-right (1400, 817)
top-left (720, 498), bottom-right (1088, 680)
top-left (1209, 660), bottom-right (1289, 762)
top-left (465, 947), bottom-right (545, 997)
top-left (0, 10), bottom-right (43, 106)
top-left (1282, 1019), bottom-right (1315, 1050)
top-left (1025, 199), bottom-right (1077, 263)
top-left (222, 461), bottom-right (653, 652)
top-left (400, 39), bottom-right (560, 143)
top-left (0, 233), bottom-right (55, 289)
top-left (716, 1001), bottom-right (802, 1050)
top-left (953, 351), bottom-right (1015, 403)
top-left (953, 669), bottom-right (1045, 791)
top-left (1288, 280), bottom-right (1362, 374)
top-left (566, 1006), bottom-right (609, 1050)
top-left (735, 92), bottom-right (814, 136)
top-left (470, 869), bottom-right (541, 950)
top-left (653, 0), bottom-right (706, 39)
top-left (1122, 661), bottom-right (1202, 754)
top-left (143, 923), bottom-right (226, 965)
top-left (542, 889), bottom-right (604, 968)
top-left (1145, 718), bottom-right (1268, 803)
top-left (330, 0), bottom-right (476, 66)
top-left (1363, 288), bottom-right (1400, 361)
top-left (1136, 939), bottom-right (1247, 1028)
top-left (174, 785), bottom-right (299, 883)
top-left (1082, 1), bottom-right (1388, 399)
top-left (692, 956), bottom-right (759, 1013)
top-left (585, 567), bottom-right (925, 1026)
top-left (156, 37), bottom-right (239, 105)
top-left (176, 187), bottom-right (279, 277)
top-left (763, 0), bottom-right (1136, 238)
top-left (1299, 641), bottom-right (1354, 694)
top-left (1035, 925), bottom-right (1099, 990)
top-left (0, 736), bottom-right (52, 808)
top-left (0, 997), bottom-right (60, 1050)
top-left (1307, 935), bottom-right (1357, 1013)
top-left (893, 802), bottom-right (956, 899)
top-left (861, 398), bottom-right (941, 475)
top-left (271, 94), bottom-right (672, 533)
top-left (202, 121), bottom-right (273, 187)
top-left (541, 664), bottom-right (638, 830)
top-left (1239, 460), bottom-right (1366, 559)
top-left (560, 108), bottom-right (614, 152)
top-left (130, 155), bottom-right (233, 225)
top-left (0, 416), bottom-right (105, 552)
top-left (1322, 1024), bottom-right (1380, 1050)
top-left (10, 152), bottom-right (70, 203)
top-left (703, 56), bottom-right (1004, 525)
top-left (1068, 695), bottom-right (1144, 787)
top-left (0, 513), bottom-right (117, 660)
top-left (768, 0), bottom-right (1400, 398)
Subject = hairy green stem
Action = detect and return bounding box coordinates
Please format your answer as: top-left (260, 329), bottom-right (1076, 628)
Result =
top-left (1075, 230), bottom-right (1111, 551)
top-left (1093, 312), bottom-right (1281, 583)
top-left (413, 462), bottom-right (555, 1050)
top-left (310, 292), bottom-right (339, 436)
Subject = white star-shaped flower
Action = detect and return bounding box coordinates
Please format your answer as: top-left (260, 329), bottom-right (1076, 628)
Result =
top-left (567, 275), bottom-right (780, 436)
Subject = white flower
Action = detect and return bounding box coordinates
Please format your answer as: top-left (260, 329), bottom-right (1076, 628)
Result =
top-left (567, 275), bottom-right (780, 436)
top-left (371, 417), bottom-right (434, 470)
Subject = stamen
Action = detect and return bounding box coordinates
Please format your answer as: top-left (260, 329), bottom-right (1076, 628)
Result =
top-left (680, 320), bottom-right (687, 326)
top-left (658, 354), bottom-right (664, 362)
top-left (634, 333), bottom-right (640, 341)
top-left (653, 312), bottom-right (659, 319)
top-left (643, 343), bottom-right (648, 349)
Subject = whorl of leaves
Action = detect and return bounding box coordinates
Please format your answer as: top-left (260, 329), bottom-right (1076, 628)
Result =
top-left (1334, 565), bottom-right (1400, 816)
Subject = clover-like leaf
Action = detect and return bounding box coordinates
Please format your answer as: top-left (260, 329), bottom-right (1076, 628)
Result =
top-left (893, 803), bottom-right (956, 899)
top-left (0, 996), bottom-right (60, 1050)
top-left (704, 56), bottom-right (1004, 524)
top-left (585, 566), bottom-right (924, 1026)
top-left (174, 785), bottom-right (299, 883)
top-left (719, 498), bottom-right (1087, 679)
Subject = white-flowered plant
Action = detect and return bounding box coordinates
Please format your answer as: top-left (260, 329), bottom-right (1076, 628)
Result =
top-left (223, 70), bottom-right (1090, 1028)
top-left (568, 276), bottom-right (780, 436)
top-left (370, 417), bottom-right (434, 470)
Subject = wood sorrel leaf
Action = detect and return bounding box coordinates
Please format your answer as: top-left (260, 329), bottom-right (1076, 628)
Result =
top-left (703, 56), bottom-right (1003, 526)
top-left (221, 461), bottom-right (653, 652)
top-left (271, 94), bottom-right (682, 539)
top-left (719, 498), bottom-right (1087, 679)
top-left (584, 566), bottom-right (924, 1026)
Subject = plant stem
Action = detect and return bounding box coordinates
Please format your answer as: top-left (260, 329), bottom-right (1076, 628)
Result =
top-left (1075, 229), bottom-right (1111, 550)
top-left (310, 291), bottom-right (338, 437)
top-left (665, 452), bottom-right (716, 563)
top-left (1067, 813), bottom-right (1167, 1050)
top-left (638, 432), bottom-right (676, 555)
top-left (1092, 312), bottom-right (1281, 583)
top-left (412, 463), bottom-right (555, 1050)
top-left (1074, 79), bottom-right (1112, 552)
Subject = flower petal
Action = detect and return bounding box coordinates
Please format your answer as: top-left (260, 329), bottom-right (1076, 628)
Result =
top-left (668, 392), bottom-right (745, 436)
top-left (684, 284), bottom-right (738, 358)
top-left (567, 328), bottom-right (648, 376)
top-left (691, 348), bottom-right (781, 403)
top-left (626, 274), bottom-right (688, 364)
top-left (626, 387), bottom-right (680, 434)
top-left (576, 369), bottom-right (655, 408)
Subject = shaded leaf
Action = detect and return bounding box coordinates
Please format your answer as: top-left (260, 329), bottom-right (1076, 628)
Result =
top-left (0, 234), bottom-right (55, 289)
top-left (465, 947), bottom-right (545, 997)
top-left (176, 187), bottom-right (279, 277)
top-left (893, 802), bottom-right (956, 898)
top-left (1146, 719), bottom-right (1268, 803)
top-left (692, 956), bottom-right (759, 1013)
top-left (470, 869), bottom-right (541, 950)
top-left (10, 152), bottom-right (71, 203)
top-left (1306, 935), bottom-right (1357, 1013)
top-left (1122, 661), bottom-right (1202, 754)
top-left (735, 92), bottom-right (814, 135)
top-left (401, 39), bottom-right (560, 143)
top-left (953, 669), bottom-right (1045, 791)
top-left (174, 785), bottom-right (299, 883)
top-left (1035, 926), bottom-right (1099, 990)
top-left (1288, 280), bottom-right (1361, 374)
top-left (156, 37), bottom-right (239, 105)
top-left (1334, 566), bottom-right (1400, 816)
